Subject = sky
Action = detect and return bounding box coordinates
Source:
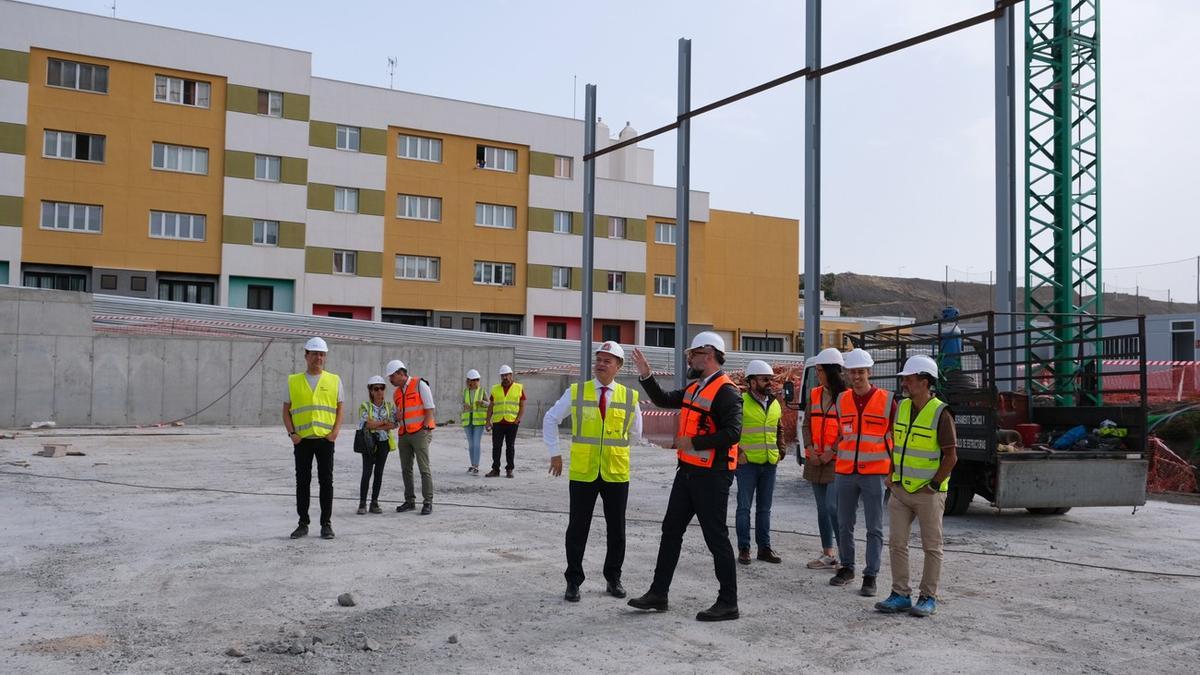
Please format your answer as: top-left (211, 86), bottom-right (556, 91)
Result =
top-left (24, 0), bottom-right (1200, 303)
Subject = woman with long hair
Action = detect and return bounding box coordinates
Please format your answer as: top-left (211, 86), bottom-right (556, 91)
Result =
top-left (800, 349), bottom-right (847, 569)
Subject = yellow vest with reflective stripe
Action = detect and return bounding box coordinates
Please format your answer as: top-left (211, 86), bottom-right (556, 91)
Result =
top-left (288, 371), bottom-right (339, 439)
top-left (490, 383), bottom-right (523, 423)
top-left (358, 400), bottom-right (397, 451)
top-left (568, 381), bottom-right (638, 483)
top-left (462, 387), bottom-right (487, 426)
top-left (740, 392), bottom-right (781, 464)
top-left (892, 396), bottom-right (949, 493)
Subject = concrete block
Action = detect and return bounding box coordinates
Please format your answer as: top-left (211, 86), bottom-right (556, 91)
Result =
top-left (127, 338), bottom-right (166, 425)
top-left (195, 339), bottom-right (233, 425)
top-left (162, 340), bottom-right (199, 424)
top-left (0, 334), bottom-right (16, 427)
top-left (18, 299), bottom-right (93, 338)
top-left (346, 344), bottom-right (383, 413)
top-left (230, 340), bottom-right (268, 427)
top-left (14, 335), bottom-right (55, 427)
top-left (434, 348), bottom-right (465, 422)
top-left (0, 300), bottom-right (18, 335)
top-left (259, 341), bottom-right (297, 426)
top-left (53, 336), bottom-right (93, 426)
top-left (91, 337), bottom-right (130, 426)
top-left (39, 443), bottom-right (69, 457)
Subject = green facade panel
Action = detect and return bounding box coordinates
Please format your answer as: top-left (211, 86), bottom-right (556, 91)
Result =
top-left (356, 251), bottom-right (383, 278)
top-left (358, 188), bottom-right (386, 216)
top-left (0, 195), bottom-right (22, 227)
top-left (0, 261), bottom-right (8, 285)
top-left (625, 271), bottom-right (646, 296)
top-left (280, 156), bottom-right (307, 185)
top-left (222, 215), bottom-right (253, 244)
top-left (527, 207), bottom-right (554, 233)
top-left (307, 183), bottom-right (334, 211)
top-left (282, 93), bottom-right (310, 121)
top-left (309, 121), bottom-right (336, 149)
top-left (225, 84), bottom-right (259, 115)
top-left (360, 127), bottom-right (387, 155)
top-left (529, 151), bottom-right (555, 177)
top-left (305, 246), bottom-right (333, 274)
top-left (278, 221), bottom-right (306, 249)
top-left (0, 49), bottom-right (29, 83)
top-left (228, 276), bottom-right (294, 312)
top-left (526, 263), bottom-right (553, 289)
top-left (0, 122), bottom-right (25, 155)
top-left (223, 150), bottom-right (255, 179)
top-left (591, 215), bottom-right (610, 237)
top-left (626, 218), bottom-right (647, 242)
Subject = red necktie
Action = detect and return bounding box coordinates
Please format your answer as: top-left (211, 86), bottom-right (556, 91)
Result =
top-left (599, 386), bottom-right (608, 419)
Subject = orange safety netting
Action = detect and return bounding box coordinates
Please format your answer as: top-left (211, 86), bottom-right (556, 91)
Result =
top-left (1146, 436), bottom-right (1199, 494)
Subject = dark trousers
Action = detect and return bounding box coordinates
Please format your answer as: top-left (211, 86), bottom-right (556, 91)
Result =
top-left (294, 437), bottom-right (334, 526)
top-left (491, 422), bottom-right (518, 471)
top-left (564, 477), bottom-right (629, 586)
top-left (358, 438), bottom-right (389, 505)
top-left (649, 465), bottom-right (738, 606)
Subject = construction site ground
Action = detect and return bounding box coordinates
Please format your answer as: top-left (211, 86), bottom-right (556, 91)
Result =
top-left (2, 426), bottom-right (1198, 674)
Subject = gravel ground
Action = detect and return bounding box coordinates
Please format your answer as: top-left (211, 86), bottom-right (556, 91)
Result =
top-left (1, 425), bottom-right (1198, 674)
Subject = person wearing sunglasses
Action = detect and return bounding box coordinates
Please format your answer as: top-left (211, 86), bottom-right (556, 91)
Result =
top-left (357, 375), bottom-right (397, 514)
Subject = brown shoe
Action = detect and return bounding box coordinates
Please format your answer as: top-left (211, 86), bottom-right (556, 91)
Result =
top-left (505, 469), bottom-right (514, 478)
top-left (485, 469), bottom-right (501, 477)
top-left (757, 548), bottom-right (782, 564)
top-left (738, 548), bottom-right (751, 565)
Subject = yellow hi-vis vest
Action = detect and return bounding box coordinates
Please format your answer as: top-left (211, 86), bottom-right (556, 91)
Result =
top-left (892, 396), bottom-right (950, 493)
top-left (568, 380), bottom-right (639, 482)
top-left (490, 382), bottom-right (524, 423)
top-left (462, 387), bottom-right (488, 426)
top-left (740, 392), bottom-right (782, 464)
top-left (288, 371), bottom-right (339, 439)
top-left (358, 400), bottom-right (398, 451)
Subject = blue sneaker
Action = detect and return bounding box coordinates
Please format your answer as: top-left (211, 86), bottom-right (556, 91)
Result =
top-left (909, 595), bottom-right (937, 617)
top-left (874, 592), bottom-right (912, 614)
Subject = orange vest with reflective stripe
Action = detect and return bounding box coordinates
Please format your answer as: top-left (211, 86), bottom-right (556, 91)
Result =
top-left (676, 373), bottom-right (739, 470)
top-left (835, 387), bottom-right (894, 475)
top-left (807, 386), bottom-right (839, 462)
top-left (393, 376), bottom-right (429, 434)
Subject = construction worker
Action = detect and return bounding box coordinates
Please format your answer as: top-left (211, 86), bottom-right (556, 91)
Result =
top-left (876, 355), bottom-right (958, 617)
top-left (461, 369), bottom-right (489, 474)
top-left (386, 359), bottom-right (436, 515)
top-left (829, 348), bottom-right (896, 597)
top-left (543, 341), bottom-right (642, 602)
top-left (282, 336), bottom-right (344, 540)
top-left (485, 365), bottom-right (525, 478)
top-left (627, 332), bottom-right (742, 622)
top-left (735, 360), bottom-right (786, 566)
top-left (356, 375), bottom-right (396, 514)
top-left (801, 347), bottom-right (847, 570)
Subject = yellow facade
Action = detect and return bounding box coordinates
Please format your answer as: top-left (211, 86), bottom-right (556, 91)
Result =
top-left (645, 216), bottom-right (709, 325)
top-left (22, 48), bottom-right (225, 274)
top-left (383, 127), bottom-right (527, 314)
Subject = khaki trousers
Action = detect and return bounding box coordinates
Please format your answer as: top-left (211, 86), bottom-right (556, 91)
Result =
top-left (886, 482), bottom-right (946, 599)
top-left (396, 429), bottom-right (433, 504)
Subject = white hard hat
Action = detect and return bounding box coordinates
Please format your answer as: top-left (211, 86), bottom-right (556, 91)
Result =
top-left (498, 365), bottom-right (514, 375)
top-left (466, 369), bottom-right (481, 380)
top-left (304, 337), bottom-right (328, 353)
top-left (688, 331), bottom-right (726, 354)
top-left (898, 355), bottom-right (939, 379)
top-left (842, 348), bottom-right (875, 370)
top-left (385, 359), bottom-right (406, 376)
top-left (745, 360), bottom-right (774, 377)
top-left (807, 347), bottom-right (845, 368)
top-left (367, 375), bottom-right (387, 387)
top-left (595, 341), bottom-right (625, 361)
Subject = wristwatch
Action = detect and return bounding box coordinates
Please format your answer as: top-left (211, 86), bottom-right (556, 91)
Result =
top-left (287, 431), bottom-right (296, 437)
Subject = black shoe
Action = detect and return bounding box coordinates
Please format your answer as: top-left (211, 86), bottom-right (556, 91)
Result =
top-left (369, 503), bottom-right (382, 514)
top-left (505, 469), bottom-right (514, 478)
top-left (420, 503), bottom-right (432, 515)
top-left (290, 524), bottom-right (308, 539)
top-left (859, 575), bottom-right (877, 597)
top-left (606, 581), bottom-right (627, 599)
top-left (396, 502), bottom-right (416, 513)
top-left (738, 548), bottom-right (751, 565)
top-left (356, 504), bottom-right (366, 515)
top-left (564, 582), bottom-right (581, 602)
top-left (627, 592), bottom-right (668, 612)
top-left (757, 548), bottom-right (782, 564)
top-left (830, 567), bottom-right (855, 586)
top-left (696, 601), bottom-right (740, 622)
top-left (320, 524), bottom-right (335, 539)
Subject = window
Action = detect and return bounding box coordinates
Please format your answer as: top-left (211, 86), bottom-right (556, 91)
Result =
top-left (24, 270), bottom-right (88, 291)
top-left (742, 336), bottom-right (784, 353)
top-left (336, 125), bottom-right (361, 151)
top-left (46, 58), bottom-right (108, 93)
top-left (477, 145), bottom-right (516, 172)
top-left (333, 250), bottom-right (357, 275)
top-left (601, 324), bottom-right (621, 343)
top-left (381, 309), bottom-right (430, 326)
top-left (461, 317), bottom-right (475, 330)
top-left (43, 130), bottom-right (105, 162)
top-left (551, 266), bottom-right (571, 289)
top-left (606, 271), bottom-right (625, 293)
top-left (645, 323), bottom-right (675, 348)
top-left (394, 255), bottom-right (440, 281)
top-left (397, 194), bottom-right (442, 222)
top-left (247, 284), bottom-right (274, 311)
top-left (99, 274), bottom-right (117, 290)
top-left (40, 201), bottom-right (102, 233)
top-left (158, 279), bottom-right (215, 305)
top-left (547, 322), bottom-right (567, 339)
top-left (154, 75), bottom-right (210, 108)
top-left (254, 154), bottom-right (281, 182)
top-left (334, 187), bottom-right (359, 213)
top-left (475, 203), bottom-right (516, 229)
top-left (553, 210), bottom-right (572, 234)
top-left (439, 316), bottom-right (454, 329)
top-left (609, 216), bottom-right (626, 239)
top-left (257, 90), bottom-right (283, 117)
top-left (554, 155), bottom-right (573, 179)
top-left (131, 276), bottom-right (147, 292)
top-left (654, 274), bottom-right (677, 297)
top-left (481, 315), bottom-right (522, 335)
top-left (474, 261), bottom-right (515, 286)
top-left (152, 143), bottom-right (208, 174)
top-left (252, 219), bottom-right (279, 246)
top-left (397, 134), bottom-right (442, 162)
top-left (655, 221), bottom-right (677, 245)
top-left (149, 211), bottom-right (206, 241)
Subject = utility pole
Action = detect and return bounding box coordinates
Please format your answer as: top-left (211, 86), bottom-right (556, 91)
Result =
top-left (674, 38), bottom-right (692, 387)
top-left (803, 0), bottom-right (822, 360)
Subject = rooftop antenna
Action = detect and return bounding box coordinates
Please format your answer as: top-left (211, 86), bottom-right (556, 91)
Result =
top-left (110, 1), bottom-right (116, 17)
top-left (387, 57), bottom-right (397, 90)
top-left (573, 75), bottom-right (577, 119)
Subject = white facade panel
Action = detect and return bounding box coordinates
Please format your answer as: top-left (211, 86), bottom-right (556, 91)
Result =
top-left (0, 80), bottom-right (27, 124)
top-left (526, 288), bottom-right (644, 322)
top-left (596, 177), bottom-right (709, 222)
top-left (224, 114), bottom-right (309, 158)
top-left (304, 210), bottom-right (383, 252)
top-left (527, 233), bottom-right (646, 272)
top-left (0, 153), bottom-right (24, 195)
top-left (307, 147), bottom-right (386, 189)
top-left (222, 178), bottom-right (307, 223)
top-left (595, 239), bottom-right (646, 273)
top-left (218, 244), bottom-right (304, 306)
top-left (0, 226), bottom-right (21, 271)
top-left (302, 272), bottom-right (381, 315)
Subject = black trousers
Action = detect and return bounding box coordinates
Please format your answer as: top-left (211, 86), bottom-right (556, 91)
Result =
top-left (491, 422), bottom-right (518, 471)
top-left (359, 438), bottom-right (390, 505)
top-left (649, 465), bottom-right (738, 605)
top-left (564, 477), bottom-right (629, 586)
top-left (294, 437), bottom-right (334, 526)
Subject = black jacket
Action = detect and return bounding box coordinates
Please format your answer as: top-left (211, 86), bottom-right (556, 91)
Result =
top-left (639, 372), bottom-right (743, 469)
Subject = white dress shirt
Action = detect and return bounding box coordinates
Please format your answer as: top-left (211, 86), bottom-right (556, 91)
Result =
top-left (542, 378), bottom-right (644, 458)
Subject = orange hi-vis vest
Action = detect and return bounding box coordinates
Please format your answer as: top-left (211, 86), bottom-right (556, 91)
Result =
top-left (807, 386), bottom-right (839, 462)
top-left (676, 373), bottom-right (739, 470)
top-left (835, 387), bottom-right (894, 475)
top-left (393, 376), bottom-right (430, 434)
